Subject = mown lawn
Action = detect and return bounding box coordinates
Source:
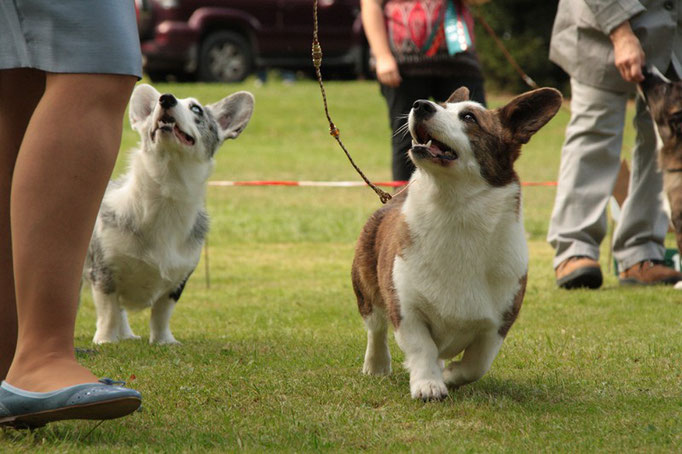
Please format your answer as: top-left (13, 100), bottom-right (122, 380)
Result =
top-left (2, 77), bottom-right (680, 453)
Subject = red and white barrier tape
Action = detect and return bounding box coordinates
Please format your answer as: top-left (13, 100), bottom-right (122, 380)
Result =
top-left (208, 180), bottom-right (557, 188)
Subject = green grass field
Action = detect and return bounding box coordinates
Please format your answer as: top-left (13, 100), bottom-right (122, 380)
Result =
top-left (2, 78), bottom-right (680, 453)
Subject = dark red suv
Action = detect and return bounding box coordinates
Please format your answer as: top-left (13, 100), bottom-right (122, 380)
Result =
top-left (136, 0), bottom-right (367, 82)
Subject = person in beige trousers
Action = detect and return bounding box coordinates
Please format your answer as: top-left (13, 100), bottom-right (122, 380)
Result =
top-left (548, 0), bottom-right (682, 289)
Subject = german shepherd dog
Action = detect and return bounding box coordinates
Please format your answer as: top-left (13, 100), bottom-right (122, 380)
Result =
top-left (640, 66), bottom-right (682, 286)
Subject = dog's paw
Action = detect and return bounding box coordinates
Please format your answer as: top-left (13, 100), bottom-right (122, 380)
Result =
top-left (119, 333), bottom-right (141, 341)
top-left (92, 333), bottom-right (119, 344)
top-left (410, 379), bottom-right (448, 401)
top-left (362, 347), bottom-right (392, 375)
top-left (149, 335), bottom-right (181, 345)
top-left (362, 358), bottom-right (392, 376)
top-left (675, 281), bottom-right (682, 290)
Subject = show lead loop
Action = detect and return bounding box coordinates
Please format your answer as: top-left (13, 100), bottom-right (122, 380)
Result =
top-left (312, 0), bottom-right (392, 204)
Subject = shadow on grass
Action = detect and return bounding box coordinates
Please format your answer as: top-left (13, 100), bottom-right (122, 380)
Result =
top-left (455, 375), bottom-right (564, 405)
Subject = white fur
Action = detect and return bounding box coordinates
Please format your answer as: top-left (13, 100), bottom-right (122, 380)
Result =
top-left (86, 84), bottom-right (254, 344)
top-left (362, 308), bottom-right (392, 375)
top-left (395, 101), bottom-right (527, 399)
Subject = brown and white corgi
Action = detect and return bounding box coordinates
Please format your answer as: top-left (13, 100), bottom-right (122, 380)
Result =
top-left (640, 66), bottom-right (682, 288)
top-left (351, 87), bottom-right (562, 400)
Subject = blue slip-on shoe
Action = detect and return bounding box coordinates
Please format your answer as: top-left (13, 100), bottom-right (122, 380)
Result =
top-left (0, 378), bottom-right (141, 429)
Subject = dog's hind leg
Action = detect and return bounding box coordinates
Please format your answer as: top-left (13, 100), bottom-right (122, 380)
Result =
top-left (362, 307), bottom-right (392, 375)
top-left (92, 289), bottom-right (124, 344)
top-left (118, 309), bottom-right (140, 341)
top-left (353, 268), bottom-right (392, 375)
top-left (149, 297), bottom-right (179, 345)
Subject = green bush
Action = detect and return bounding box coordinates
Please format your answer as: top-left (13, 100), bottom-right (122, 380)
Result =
top-left (473, 1), bottom-right (570, 94)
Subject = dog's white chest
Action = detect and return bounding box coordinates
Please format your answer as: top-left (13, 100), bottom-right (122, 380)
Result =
top-left (394, 184), bottom-right (527, 358)
top-left (106, 230), bottom-right (200, 303)
top-left (112, 256), bottom-right (177, 307)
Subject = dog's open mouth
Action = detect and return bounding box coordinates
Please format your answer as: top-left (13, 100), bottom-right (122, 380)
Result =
top-left (151, 114), bottom-right (195, 146)
top-left (410, 125), bottom-right (458, 162)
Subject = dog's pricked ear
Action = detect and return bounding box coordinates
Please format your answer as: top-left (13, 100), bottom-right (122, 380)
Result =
top-left (644, 65), bottom-right (671, 83)
top-left (640, 65), bottom-right (671, 102)
top-left (129, 84), bottom-right (161, 131)
top-left (207, 91), bottom-right (255, 141)
top-left (498, 88), bottom-right (563, 144)
top-left (446, 87), bottom-right (470, 104)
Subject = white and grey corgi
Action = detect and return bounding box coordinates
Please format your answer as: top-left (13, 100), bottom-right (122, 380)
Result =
top-left (83, 84), bottom-right (254, 344)
top-left (352, 87), bottom-right (562, 400)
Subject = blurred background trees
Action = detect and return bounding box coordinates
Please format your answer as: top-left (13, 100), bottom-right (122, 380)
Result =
top-left (473, 1), bottom-right (569, 94)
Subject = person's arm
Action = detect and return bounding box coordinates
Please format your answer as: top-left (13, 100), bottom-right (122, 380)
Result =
top-left (583, 0), bottom-right (645, 35)
top-left (582, 1), bottom-right (647, 83)
top-left (361, 0), bottom-right (401, 87)
top-left (609, 20), bottom-right (645, 82)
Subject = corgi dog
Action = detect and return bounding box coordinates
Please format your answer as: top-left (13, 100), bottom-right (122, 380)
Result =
top-left (83, 84), bottom-right (254, 344)
top-left (640, 66), bottom-right (682, 286)
top-left (352, 87), bottom-right (562, 400)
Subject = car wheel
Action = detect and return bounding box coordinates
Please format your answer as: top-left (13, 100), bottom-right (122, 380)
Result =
top-left (198, 31), bottom-right (252, 83)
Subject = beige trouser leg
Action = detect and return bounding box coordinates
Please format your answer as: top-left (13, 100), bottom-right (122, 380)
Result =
top-left (547, 78), bottom-right (667, 271)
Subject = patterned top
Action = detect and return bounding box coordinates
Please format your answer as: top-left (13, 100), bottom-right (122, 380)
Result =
top-left (383, 0), bottom-right (482, 78)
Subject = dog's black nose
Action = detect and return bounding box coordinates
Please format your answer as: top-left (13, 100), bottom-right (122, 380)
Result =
top-left (412, 100), bottom-right (436, 118)
top-left (159, 94), bottom-right (177, 109)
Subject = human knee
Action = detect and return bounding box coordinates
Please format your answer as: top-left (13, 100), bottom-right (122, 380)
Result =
top-left (47, 73), bottom-right (137, 117)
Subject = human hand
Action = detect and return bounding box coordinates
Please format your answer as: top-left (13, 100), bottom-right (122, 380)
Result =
top-left (375, 54), bottom-right (402, 87)
top-left (609, 21), bottom-right (645, 83)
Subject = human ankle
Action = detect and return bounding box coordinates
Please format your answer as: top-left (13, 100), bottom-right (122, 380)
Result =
top-left (5, 354), bottom-right (98, 392)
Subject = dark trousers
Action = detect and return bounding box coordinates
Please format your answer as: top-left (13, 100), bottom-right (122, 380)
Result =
top-left (381, 75), bottom-right (486, 181)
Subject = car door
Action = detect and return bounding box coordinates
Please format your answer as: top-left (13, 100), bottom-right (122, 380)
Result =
top-left (273, 0), bottom-right (360, 59)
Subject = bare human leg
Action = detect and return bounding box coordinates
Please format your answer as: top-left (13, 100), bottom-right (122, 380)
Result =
top-left (3, 72), bottom-right (136, 392)
top-left (0, 69), bottom-right (45, 380)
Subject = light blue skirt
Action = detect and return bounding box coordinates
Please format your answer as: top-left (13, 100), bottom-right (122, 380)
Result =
top-left (0, 0), bottom-right (142, 78)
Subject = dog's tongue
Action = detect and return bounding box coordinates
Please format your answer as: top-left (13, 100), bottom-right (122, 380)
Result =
top-left (428, 140), bottom-right (446, 156)
top-left (173, 125), bottom-right (194, 146)
top-left (412, 138), bottom-right (457, 161)
top-left (420, 140), bottom-right (449, 158)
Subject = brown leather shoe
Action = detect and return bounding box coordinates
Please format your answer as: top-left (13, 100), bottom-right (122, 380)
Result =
top-left (555, 256), bottom-right (603, 289)
top-left (618, 260), bottom-right (682, 286)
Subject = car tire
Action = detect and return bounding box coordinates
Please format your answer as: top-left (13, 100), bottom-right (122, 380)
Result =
top-left (198, 31), bottom-right (252, 83)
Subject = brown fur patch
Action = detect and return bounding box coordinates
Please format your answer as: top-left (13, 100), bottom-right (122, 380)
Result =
top-left (498, 273), bottom-right (527, 337)
top-left (352, 190), bottom-right (412, 329)
top-left (642, 74), bottom-right (682, 256)
top-left (459, 88), bottom-right (562, 187)
top-left (460, 106), bottom-right (521, 187)
top-left (497, 88), bottom-right (563, 145)
top-left (664, 176), bottom-right (682, 252)
top-left (645, 78), bottom-right (682, 173)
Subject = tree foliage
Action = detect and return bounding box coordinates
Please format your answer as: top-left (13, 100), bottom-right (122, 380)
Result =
top-left (472, 1), bottom-right (569, 94)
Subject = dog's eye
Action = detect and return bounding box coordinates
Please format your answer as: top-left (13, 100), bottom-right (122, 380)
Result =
top-left (190, 105), bottom-right (203, 116)
top-left (459, 111), bottom-right (477, 124)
